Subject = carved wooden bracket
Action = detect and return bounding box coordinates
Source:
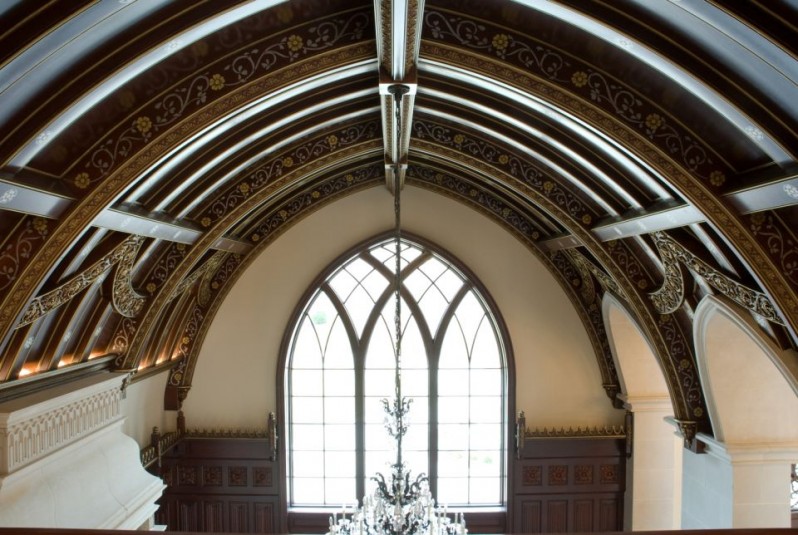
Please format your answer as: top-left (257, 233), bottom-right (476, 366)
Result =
top-left (649, 231), bottom-right (783, 325)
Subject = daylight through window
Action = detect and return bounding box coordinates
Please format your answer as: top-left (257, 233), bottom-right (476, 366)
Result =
top-left (285, 237), bottom-right (507, 508)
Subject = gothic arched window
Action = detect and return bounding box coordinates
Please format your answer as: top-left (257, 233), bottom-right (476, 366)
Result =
top-left (284, 236), bottom-right (510, 509)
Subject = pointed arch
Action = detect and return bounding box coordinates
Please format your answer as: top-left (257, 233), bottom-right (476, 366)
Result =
top-left (693, 295), bottom-right (798, 445)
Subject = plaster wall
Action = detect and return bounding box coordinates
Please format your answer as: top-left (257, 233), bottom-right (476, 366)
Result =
top-left (185, 186), bottom-right (621, 430)
top-left (122, 369), bottom-right (176, 448)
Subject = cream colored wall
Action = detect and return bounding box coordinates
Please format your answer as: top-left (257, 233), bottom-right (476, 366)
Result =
top-left (122, 369), bottom-right (176, 447)
top-left (184, 186), bottom-right (622, 430)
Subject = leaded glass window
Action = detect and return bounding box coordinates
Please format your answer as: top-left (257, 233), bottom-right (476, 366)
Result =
top-left (285, 237), bottom-right (508, 508)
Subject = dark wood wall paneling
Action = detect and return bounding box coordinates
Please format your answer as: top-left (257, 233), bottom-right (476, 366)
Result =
top-left (513, 437), bottom-right (626, 532)
top-left (148, 435), bottom-right (625, 533)
top-left (152, 438), bottom-right (281, 533)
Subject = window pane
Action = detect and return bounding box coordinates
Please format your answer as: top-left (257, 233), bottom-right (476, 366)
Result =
top-left (325, 319), bottom-right (353, 369)
top-left (366, 322), bottom-right (395, 370)
top-left (404, 396), bottom-right (428, 424)
top-left (470, 424), bottom-right (501, 450)
top-left (471, 320), bottom-right (500, 368)
top-left (324, 397), bottom-right (355, 423)
top-left (419, 287), bottom-right (448, 336)
top-left (308, 292), bottom-right (337, 352)
top-left (325, 424), bottom-right (355, 450)
top-left (325, 478), bottom-right (356, 505)
top-left (419, 256), bottom-right (447, 281)
top-left (292, 398), bottom-right (323, 423)
top-left (455, 292), bottom-right (484, 347)
top-left (292, 369), bottom-right (323, 396)
top-left (438, 477), bottom-right (469, 504)
top-left (365, 423), bottom-right (393, 451)
top-left (345, 257), bottom-right (374, 281)
top-left (436, 269), bottom-right (463, 302)
top-left (292, 451), bottom-right (324, 477)
top-left (400, 320), bottom-right (427, 369)
top-left (470, 477), bottom-right (501, 504)
top-left (470, 396), bottom-right (501, 423)
top-left (438, 369), bottom-right (469, 396)
top-left (404, 269), bottom-right (432, 301)
top-left (438, 424), bottom-right (469, 450)
top-left (292, 317), bottom-right (322, 368)
top-left (401, 368), bottom-right (428, 396)
top-left (439, 450), bottom-right (468, 477)
top-left (365, 396), bottom-right (389, 423)
top-left (324, 369), bottom-right (354, 396)
top-left (403, 451), bottom-right (428, 476)
top-left (470, 369), bottom-right (501, 395)
top-left (293, 477), bottom-right (325, 504)
top-left (470, 451), bottom-right (501, 477)
top-left (362, 269), bottom-right (389, 301)
top-left (439, 323), bottom-right (468, 368)
top-left (344, 285), bottom-right (374, 337)
top-left (403, 423), bottom-right (428, 451)
top-left (365, 450), bottom-right (393, 477)
top-left (329, 269), bottom-right (357, 302)
top-left (325, 451), bottom-right (356, 477)
top-left (364, 369), bottom-right (395, 397)
top-left (438, 397), bottom-right (469, 423)
top-left (291, 424), bottom-right (323, 450)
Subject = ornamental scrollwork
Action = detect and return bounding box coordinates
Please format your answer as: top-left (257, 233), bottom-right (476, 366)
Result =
top-left (565, 250), bottom-right (596, 304)
top-left (649, 231), bottom-right (784, 325)
top-left (169, 250), bottom-right (227, 305)
top-left (17, 235), bottom-right (146, 328)
top-left (112, 237), bottom-right (148, 318)
top-left (568, 250), bottom-right (625, 299)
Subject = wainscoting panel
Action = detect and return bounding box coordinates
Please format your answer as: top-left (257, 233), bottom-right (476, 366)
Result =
top-left (511, 436), bottom-right (626, 532)
top-left (152, 437), bottom-right (281, 533)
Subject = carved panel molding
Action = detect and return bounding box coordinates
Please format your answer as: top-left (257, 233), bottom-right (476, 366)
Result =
top-left (0, 375), bottom-right (125, 474)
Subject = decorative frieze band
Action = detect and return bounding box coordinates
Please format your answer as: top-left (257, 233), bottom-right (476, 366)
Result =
top-left (16, 235), bottom-right (146, 328)
top-left (649, 231), bottom-right (783, 324)
top-left (169, 250), bottom-right (227, 304)
top-left (567, 250), bottom-right (625, 298)
top-left (0, 375), bottom-right (125, 474)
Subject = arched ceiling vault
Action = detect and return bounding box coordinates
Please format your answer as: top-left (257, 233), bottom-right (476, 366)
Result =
top-left (1, 1), bottom-right (797, 443)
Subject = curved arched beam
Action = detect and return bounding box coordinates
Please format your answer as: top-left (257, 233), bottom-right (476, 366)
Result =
top-left (416, 7), bottom-right (798, 342)
top-left (0, 6), bottom-right (378, 376)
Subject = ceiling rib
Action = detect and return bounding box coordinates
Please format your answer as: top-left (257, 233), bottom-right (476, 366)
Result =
top-left (540, 172), bottom-right (798, 251)
top-left (0, 176), bottom-right (252, 255)
top-left (376, 0), bottom-right (424, 192)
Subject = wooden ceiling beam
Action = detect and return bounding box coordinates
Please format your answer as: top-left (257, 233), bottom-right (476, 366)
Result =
top-left (0, 174), bottom-right (251, 255)
top-left (541, 171), bottom-right (798, 251)
top-left (376, 0), bottom-right (424, 192)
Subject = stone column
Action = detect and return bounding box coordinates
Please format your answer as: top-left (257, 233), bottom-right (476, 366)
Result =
top-left (623, 395), bottom-right (682, 530)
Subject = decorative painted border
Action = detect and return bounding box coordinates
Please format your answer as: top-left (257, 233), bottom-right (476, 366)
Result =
top-left (567, 250), bottom-right (624, 299)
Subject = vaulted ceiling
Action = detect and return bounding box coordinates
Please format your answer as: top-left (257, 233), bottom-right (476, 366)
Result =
top-left (1, 0), bottom-right (797, 441)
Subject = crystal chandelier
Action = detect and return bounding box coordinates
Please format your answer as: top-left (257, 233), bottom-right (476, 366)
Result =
top-left (327, 86), bottom-right (466, 535)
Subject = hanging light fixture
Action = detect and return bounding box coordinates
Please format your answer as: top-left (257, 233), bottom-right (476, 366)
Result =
top-left (326, 86), bottom-right (466, 535)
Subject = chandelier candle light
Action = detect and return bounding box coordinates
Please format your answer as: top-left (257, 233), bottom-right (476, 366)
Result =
top-left (326, 85), bottom-right (466, 535)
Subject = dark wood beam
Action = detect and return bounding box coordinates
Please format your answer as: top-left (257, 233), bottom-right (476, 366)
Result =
top-left (540, 172), bottom-right (798, 251)
top-left (0, 175), bottom-right (251, 255)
